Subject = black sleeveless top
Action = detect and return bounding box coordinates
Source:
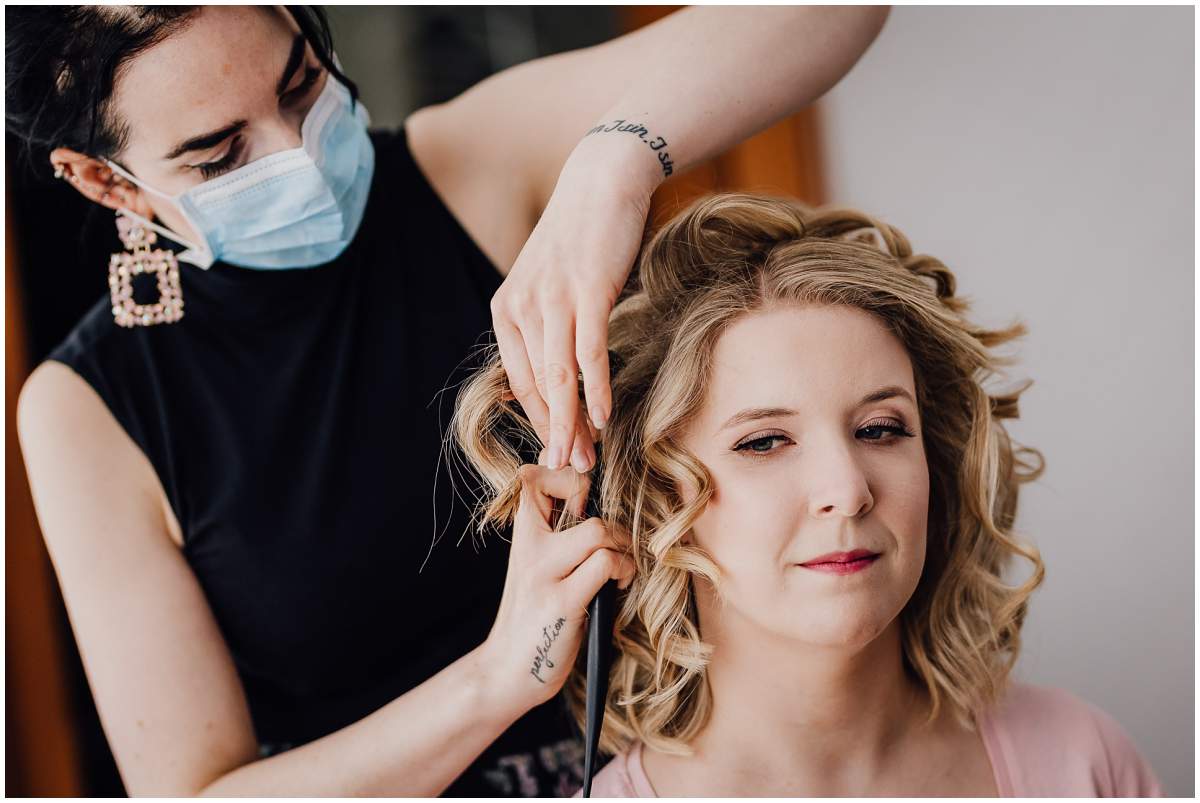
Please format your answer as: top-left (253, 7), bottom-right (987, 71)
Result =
top-left (47, 125), bottom-right (586, 796)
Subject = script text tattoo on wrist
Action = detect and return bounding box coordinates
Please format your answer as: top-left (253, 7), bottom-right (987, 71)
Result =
top-left (530, 617), bottom-right (567, 684)
top-left (584, 119), bottom-right (675, 178)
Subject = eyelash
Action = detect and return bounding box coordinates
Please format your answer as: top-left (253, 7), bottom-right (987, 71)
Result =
top-left (196, 136), bottom-right (243, 179)
top-left (192, 66), bottom-right (322, 179)
top-left (732, 418), bottom-right (917, 457)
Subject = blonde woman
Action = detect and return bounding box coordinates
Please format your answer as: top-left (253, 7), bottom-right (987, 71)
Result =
top-left (454, 193), bottom-right (1164, 796)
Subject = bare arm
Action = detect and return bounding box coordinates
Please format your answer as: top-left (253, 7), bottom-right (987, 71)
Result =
top-left (431, 5), bottom-right (891, 219)
top-left (566, 5), bottom-right (891, 190)
top-left (17, 363), bottom-right (554, 796)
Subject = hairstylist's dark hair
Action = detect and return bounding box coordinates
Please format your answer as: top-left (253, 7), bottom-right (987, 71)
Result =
top-left (5, 5), bottom-right (359, 179)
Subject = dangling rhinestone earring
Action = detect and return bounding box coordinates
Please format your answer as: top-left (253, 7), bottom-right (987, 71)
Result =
top-left (108, 211), bottom-right (184, 328)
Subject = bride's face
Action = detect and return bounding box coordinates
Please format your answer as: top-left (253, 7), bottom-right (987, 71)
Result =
top-left (678, 302), bottom-right (929, 650)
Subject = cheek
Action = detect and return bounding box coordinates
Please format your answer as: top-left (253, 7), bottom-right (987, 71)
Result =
top-left (143, 195), bottom-right (204, 245)
top-left (874, 458), bottom-right (931, 611)
top-left (890, 455), bottom-right (931, 550)
top-left (689, 466), bottom-right (799, 572)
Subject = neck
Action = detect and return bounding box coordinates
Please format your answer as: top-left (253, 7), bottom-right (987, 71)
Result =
top-left (681, 589), bottom-right (933, 794)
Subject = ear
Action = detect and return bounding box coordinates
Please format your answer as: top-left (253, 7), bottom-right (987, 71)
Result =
top-left (49, 147), bottom-right (156, 219)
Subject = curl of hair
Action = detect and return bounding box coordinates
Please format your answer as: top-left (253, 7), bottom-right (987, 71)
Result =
top-left (5, 5), bottom-right (357, 179)
top-left (452, 191), bottom-right (1045, 757)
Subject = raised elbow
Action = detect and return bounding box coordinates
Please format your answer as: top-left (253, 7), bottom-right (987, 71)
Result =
top-left (868, 5), bottom-right (892, 35)
top-left (845, 5), bottom-right (891, 45)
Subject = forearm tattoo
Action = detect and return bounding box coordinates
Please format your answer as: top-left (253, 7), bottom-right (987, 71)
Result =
top-left (529, 617), bottom-right (567, 684)
top-left (583, 119), bottom-right (675, 178)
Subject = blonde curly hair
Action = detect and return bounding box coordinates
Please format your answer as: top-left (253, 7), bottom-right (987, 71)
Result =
top-left (452, 192), bottom-right (1045, 758)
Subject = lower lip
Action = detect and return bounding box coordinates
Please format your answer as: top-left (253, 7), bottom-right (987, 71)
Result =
top-left (798, 555), bottom-right (879, 575)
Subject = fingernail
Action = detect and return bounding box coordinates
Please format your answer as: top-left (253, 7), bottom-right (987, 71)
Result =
top-left (571, 442), bottom-right (590, 473)
top-left (591, 406), bottom-right (607, 430)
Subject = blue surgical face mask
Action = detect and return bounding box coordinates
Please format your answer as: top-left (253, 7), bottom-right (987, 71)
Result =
top-left (105, 71), bottom-right (374, 270)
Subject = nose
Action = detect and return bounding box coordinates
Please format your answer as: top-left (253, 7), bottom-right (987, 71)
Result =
top-left (245, 96), bottom-right (317, 162)
top-left (806, 433), bottom-right (874, 519)
top-left (243, 71), bottom-right (330, 163)
top-left (253, 114), bottom-right (304, 156)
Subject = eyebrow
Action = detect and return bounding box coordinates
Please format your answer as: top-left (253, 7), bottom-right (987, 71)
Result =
top-left (161, 33), bottom-right (307, 161)
top-left (717, 385), bottom-right (916, 432)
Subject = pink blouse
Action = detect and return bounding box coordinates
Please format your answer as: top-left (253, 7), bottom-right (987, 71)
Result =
top-left (578, 681), bottom-right (1164, 797)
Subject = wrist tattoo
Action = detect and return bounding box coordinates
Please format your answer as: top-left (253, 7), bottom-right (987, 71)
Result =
top-left (584, 119), bottom-right (675, 178)
top-left (529, 617), bottom-right (567, 684)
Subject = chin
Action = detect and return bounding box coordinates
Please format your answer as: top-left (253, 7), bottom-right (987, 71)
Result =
top-left (782, 604), bottom-right (899, 651)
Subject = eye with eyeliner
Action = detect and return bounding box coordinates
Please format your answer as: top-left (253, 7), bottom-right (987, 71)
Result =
top-left (731, 417), bottom-right (917, 456)
top-left (189, 65), bottom-right (323, 180)
top-left (193, 135), bottom-right (244, 179)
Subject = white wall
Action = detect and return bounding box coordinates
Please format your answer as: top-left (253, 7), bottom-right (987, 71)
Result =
top-left (821, 6), bottom-right (1193, 796)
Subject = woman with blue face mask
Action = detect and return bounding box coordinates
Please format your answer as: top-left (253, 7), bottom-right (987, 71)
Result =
top-left (7, 5), bottom-right (890, 796)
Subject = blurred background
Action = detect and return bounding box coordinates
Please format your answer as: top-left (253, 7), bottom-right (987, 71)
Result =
top-left (6, 5), bottom-right (1193, 797)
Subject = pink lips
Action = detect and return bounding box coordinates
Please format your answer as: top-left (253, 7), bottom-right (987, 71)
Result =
top-left (798, 549), bottom-right (880, 575)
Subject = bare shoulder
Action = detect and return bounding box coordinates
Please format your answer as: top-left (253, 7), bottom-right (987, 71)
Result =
top-left (402, 103), bottom-right (542, 277)
top-left (18, 360), bottom-right (182, 549)
top-left (18, 360), bottom-right (118, 469)
top-left (20, 359), bottom-right (98, 418)
top-left (18, 360), bottom-right (257, 792)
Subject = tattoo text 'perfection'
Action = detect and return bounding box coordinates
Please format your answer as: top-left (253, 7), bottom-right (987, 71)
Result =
top-left (530, 617), bottom-right (567, 684)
